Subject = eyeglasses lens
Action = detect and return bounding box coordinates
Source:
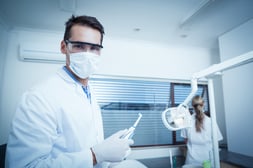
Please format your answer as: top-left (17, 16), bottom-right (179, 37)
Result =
top-left (66, 40), bottom-right (102, 53)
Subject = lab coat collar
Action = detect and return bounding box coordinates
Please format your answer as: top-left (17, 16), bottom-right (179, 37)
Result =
top-left (57, 66), bottom-right (89, 88)
top-left (57, 66), bottom-right (92, 101)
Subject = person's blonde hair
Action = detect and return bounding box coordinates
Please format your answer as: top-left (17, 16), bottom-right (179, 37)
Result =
top-left (192, 95), bottom-right (204, 132)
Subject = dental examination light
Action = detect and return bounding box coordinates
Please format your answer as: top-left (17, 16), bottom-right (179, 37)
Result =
top-left (162, 78), bottom-right (197, 131)
top-left (162, 50), bottom-right (253, 168)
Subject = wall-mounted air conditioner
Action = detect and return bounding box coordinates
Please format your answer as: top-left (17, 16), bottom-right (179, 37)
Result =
top-left (19, 43), bottom-right (65, 64)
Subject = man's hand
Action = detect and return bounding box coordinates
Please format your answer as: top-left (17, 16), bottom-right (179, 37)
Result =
top-left (92, 129), bottom-right (134, 163)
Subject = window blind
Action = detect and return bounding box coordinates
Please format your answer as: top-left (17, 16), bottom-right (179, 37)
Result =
top-left (90, 77), bottom-right (173, 146)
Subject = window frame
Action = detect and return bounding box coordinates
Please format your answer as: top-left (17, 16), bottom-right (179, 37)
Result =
top-left (90, 75), bottom-right (209, 147)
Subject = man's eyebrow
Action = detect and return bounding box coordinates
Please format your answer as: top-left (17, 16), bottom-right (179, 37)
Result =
top-left (66, 40), bottom-right (103, 48)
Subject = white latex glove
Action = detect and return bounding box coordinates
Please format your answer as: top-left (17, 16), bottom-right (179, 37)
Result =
top-left (92, 129), bottom-right (134, 163)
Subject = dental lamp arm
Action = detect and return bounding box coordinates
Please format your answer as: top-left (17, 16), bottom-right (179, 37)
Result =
top-left (181, 78), bottom-right (198, 107)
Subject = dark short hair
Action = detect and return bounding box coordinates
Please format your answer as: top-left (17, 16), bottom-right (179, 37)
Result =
top-left (63, 15), bottom-right (105, 44)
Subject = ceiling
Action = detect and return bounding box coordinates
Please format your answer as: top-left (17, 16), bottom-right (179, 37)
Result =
top-left (0, 0), bottom-right (253, 49)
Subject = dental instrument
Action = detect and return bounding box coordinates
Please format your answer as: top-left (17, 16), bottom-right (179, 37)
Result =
top-left (169, 149), bottom-right (173, 167)
top-left (121, 113), bottom-right (142, 139)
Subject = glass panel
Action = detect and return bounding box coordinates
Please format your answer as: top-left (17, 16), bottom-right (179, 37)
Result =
top-left (90, 77), bottom-right (173, 146)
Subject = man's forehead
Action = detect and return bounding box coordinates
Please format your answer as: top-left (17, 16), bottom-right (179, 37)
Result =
top-left (70, 25), bottom-right (102, 44)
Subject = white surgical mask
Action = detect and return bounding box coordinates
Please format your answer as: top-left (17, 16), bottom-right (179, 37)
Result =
top-left (69, 52), bottom-right (100, 79)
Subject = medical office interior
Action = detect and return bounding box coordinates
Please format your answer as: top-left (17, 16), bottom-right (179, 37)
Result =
top-left (0, 0), bottom-right (253, 167)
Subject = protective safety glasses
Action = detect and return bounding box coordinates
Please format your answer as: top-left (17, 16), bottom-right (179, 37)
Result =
top-left (193, 103), bottom-right (204, 108)
top-left (65, 40), bottom-right (103, 53)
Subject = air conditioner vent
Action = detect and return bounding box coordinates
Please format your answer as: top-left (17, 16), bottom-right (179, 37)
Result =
top-left (19, 44), bottom-right (65, 64)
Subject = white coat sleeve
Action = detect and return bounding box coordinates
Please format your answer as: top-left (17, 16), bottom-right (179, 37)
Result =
top-left (6, 91), bottom-right (94, 168)
top-left (181, 128), bottom-right (187, 139)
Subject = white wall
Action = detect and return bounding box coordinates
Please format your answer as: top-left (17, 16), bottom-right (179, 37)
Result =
top-left (0, 21), bottom-right (8, 77)
top-left (0, 19), bottom-right (9, 141)
top-left (219, 19), bottom-right (253, 157)
top-left (0, 28), bottom-right (219, 145)
top-left (100, 37), bottom-right (212, 79)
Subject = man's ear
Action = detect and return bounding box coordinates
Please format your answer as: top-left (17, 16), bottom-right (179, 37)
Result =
top-left (60, 40), bottom-right (67, 54)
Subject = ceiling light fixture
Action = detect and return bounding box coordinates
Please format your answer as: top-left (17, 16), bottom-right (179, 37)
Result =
top-left (133, 28), bottom-right (141, 32)
top-left (180, 34), bottom-right (188, 38)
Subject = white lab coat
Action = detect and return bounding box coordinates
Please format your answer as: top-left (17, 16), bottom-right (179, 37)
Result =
top-left (6, 67), bottom-right (108, 168)
top-left (181, 113), bottom-right (223, 166)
